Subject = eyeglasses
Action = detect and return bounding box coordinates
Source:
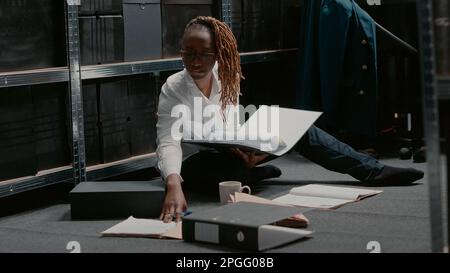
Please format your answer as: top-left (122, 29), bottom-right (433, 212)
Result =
top-left (180, 50), bottom-right (216, 62)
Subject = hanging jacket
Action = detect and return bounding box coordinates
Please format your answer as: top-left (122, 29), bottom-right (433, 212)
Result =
top-left (296, 0), bottom-right (378, 137)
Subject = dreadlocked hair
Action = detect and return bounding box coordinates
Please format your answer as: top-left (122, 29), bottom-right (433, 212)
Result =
top-left (184, 16), bottom-right (244, 110)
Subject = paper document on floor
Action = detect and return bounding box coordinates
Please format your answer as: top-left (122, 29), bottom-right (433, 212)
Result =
top-left (272, 184), bottom-right (382, 209)
top-left (101, 216), bottom-right (182, 239)
top-left (231, 192), bottom-right (310, 228)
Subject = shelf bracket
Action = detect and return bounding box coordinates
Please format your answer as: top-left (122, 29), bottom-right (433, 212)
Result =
top-left (417, 0), bottom-right (445, 253)
top-left (65, 0), bottom-right (87, 184)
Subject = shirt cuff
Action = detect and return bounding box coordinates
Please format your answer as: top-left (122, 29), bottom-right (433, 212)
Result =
top-left (163, 172), bottom-right (184, 183)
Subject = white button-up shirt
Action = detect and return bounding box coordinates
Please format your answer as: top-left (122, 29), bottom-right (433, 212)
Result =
top-left (156, 63), bottom-right (240, 180)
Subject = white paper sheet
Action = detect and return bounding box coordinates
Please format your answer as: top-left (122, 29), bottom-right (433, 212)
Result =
top-left (272, 194), bottom-right (350, 209)
top-left (239, 106), bottom-right (322, 156)
top-left (183, 106), bottom-right (322, 156)
top-left (101, 216), bottom-right (177, 238)
top-left (272, 184), bottom-right (383, 209)
top-left (289, 184), bottom-right (383, 200)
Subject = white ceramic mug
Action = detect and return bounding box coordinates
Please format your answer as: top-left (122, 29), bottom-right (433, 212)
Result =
top-left (218, 181), bottom-right (251, 205)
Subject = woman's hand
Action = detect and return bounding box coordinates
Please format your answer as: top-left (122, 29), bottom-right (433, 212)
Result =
top-left (230, 148), bottom-right (268, 168)
top-left (160, 174), bottom-right (187, 223)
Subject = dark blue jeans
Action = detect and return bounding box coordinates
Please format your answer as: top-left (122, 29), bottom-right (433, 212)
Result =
top-left (180, 125), bottom-right (384, 191)
top-left (292, 126), bottom-right (383, 181)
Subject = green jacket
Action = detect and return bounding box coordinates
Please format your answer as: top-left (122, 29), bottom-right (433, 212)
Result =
top-left (296, 0), bottom-right (378, 137)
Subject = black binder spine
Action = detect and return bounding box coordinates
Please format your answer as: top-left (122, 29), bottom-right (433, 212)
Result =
top-left (182, 219), bottom-right (259, 251)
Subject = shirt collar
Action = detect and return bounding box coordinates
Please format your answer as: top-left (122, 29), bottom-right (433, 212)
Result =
top-left (184, 62), bottom-right (221, 103)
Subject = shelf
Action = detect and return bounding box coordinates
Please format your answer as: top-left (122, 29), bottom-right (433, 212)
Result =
top-left (437, 77), bottom-right (450, 100)
top-left (0, 2), bottom-right (298, 200)
top-left (81, 58), bottom-right (184, 80)
top-left (0, 166), bottom-right (73, 198)
top-left (354, 0), bottom-right (417, 5)
top-left (81, 49), bottom-right (298, 80)
top-left (0, 153), bottom-right (158, 198)
top-left (86, 153), bottom-right (158, 181)
top-left (0, 49), bottom-right (299, 86)
top-left (0, 67), bottom-right (69, 89)
top-left (0, 48), bottom-right (297, 197)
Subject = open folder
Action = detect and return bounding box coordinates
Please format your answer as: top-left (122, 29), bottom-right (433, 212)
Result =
top-left (182, 106), bottom-right (322, 156)
top-left (272, 184), bottom-right (383, 209)
top-left (231, 192), bottom-right (310, 228)
top-left (101, 217), bottom-right (182, 239)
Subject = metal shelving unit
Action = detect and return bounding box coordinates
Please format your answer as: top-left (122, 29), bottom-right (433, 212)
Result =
top-left (0, 167), bottom-right (73, 197)
top-left (66, 0), bottom-right (86, 184)
top-left (0, 67), bottom-right (69, 88)
top-left (0, 0), bottom-right (298, 198)
top-left (1, 0), bottom-right (447, 254)
top-left (0, 50), bottom-right (297, 87)
top-left (417, 0), bottom-right (449, 253)
top-left (86, 153), bottom-right (158, 181)
top-left (0, 153), bottom-right (157, 197)
top-left (80, 49), bottom-right (296, 80)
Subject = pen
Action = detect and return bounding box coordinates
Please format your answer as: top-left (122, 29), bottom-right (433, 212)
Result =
top-left (182, 211), bottom-right (192, 217)
top-left (171, 211), bottom-right (192, 220)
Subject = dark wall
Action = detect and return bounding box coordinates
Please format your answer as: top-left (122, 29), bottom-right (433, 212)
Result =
top-left (0, 0), bottom-right (66, 72)
top-left (0, 83), bottom-right (71, 181)
top-left (82, 75), bottom-right (159, 166)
